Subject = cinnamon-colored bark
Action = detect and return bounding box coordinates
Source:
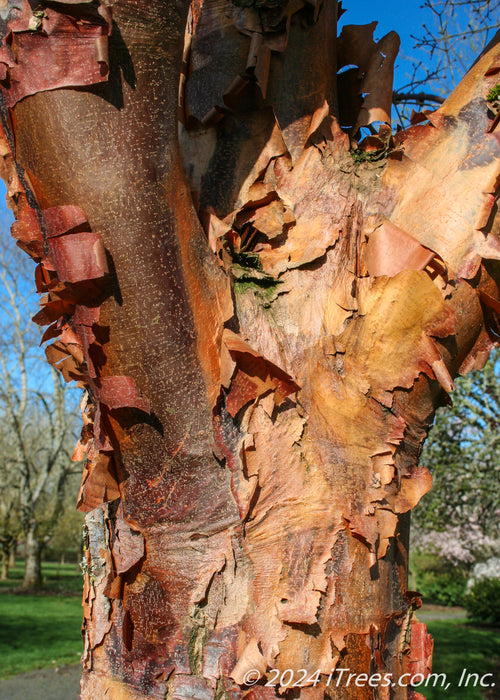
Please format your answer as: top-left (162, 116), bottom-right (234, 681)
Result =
top-left (0, 1), bottom-right (499, 698)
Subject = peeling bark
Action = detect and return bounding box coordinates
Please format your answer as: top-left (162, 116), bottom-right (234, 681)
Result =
top-left (0, 0), bottom-right (498, 698)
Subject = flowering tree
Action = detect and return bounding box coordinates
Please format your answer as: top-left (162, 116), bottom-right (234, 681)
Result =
top-left (414, 349), bottom-right (500, 565)
top-left (0, 1), bottom-right (499, 698)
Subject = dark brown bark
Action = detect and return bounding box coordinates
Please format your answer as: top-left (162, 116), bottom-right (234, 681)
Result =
top-left (0, 1), bottom-right (498, 698)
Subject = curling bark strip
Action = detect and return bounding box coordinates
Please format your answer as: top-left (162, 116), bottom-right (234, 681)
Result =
top-left (0, 0), bottom-right (498, 698)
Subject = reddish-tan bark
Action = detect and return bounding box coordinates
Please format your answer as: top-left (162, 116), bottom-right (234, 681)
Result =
top-left (0, 1), bottom-right (499, 698)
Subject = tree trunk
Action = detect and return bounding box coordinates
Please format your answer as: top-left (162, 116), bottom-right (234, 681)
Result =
top-left (56, 552), bottom-right (65, 580)
top-left (0, 536), bottom-right (13, 580)
top-left (0, 1), bottom-right (499, 698)
top-left (9, 543), bottom-right (16, 569)
top-left (23, 523), bottom-right (42, 590)
top-left (1, 554), bottom-right (8, 581)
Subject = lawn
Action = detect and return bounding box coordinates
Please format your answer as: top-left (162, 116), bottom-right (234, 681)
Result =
top-left (0, 559), bottom-right (83, 678)
top-left (0, 593), bottom-right (82, 677)
top-left (424, 618), bottom-right (500, 700)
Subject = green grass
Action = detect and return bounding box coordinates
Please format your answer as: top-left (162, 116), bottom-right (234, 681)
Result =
top-left (0, 593), bottom-right (82, 677)
top-left (0, 558), bottom-right (83, 677)
top-left (423, 619), bottom-right (500, 699)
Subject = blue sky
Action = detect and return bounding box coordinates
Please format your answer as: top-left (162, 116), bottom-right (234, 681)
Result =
top-left (339, 0), bottom-right (432, 92)
top-left (340, 0), bottom-right (427, 48)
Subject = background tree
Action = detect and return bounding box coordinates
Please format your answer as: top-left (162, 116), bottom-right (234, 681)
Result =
top-left (413, 349), bottom-right (500, 561)
top-left (393, 0), bottom-right (500, 122)
top-left (0, 466), bottom-right (20, 581)
top-left (47, 488), bottom-right (84, 567)
top-left (0, 243), bottom-right (80, 588)
top-left (0, 0), bottom-right (498, 698)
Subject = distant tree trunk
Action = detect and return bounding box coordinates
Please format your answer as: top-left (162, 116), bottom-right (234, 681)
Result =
top-left (8, 543), bottom-right (16, 569)
top-left (0, 1), bottom-right (499, 698)
top-left (22, 523), bottom-right (42, 590)
top-left (0, 535), bottom-right (15, 580)
top-left (1, 554), bottom-right (8, 581)
top-left (55, 551), bottom-right (65, 580)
